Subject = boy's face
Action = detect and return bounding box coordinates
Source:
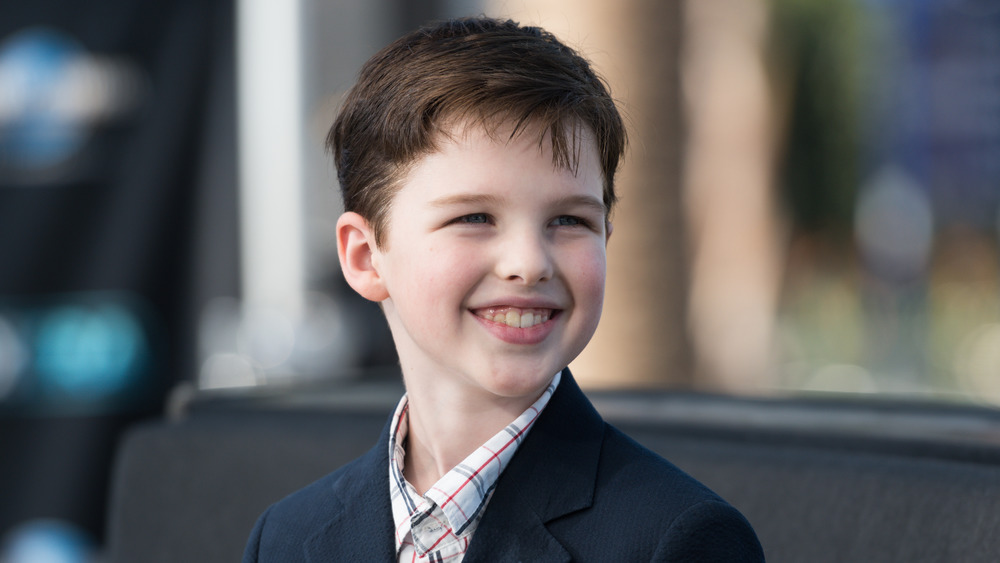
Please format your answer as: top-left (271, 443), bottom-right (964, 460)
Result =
top-left (366, 123), bottom-right (609, 403)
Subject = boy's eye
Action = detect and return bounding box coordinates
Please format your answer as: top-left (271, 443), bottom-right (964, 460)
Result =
top-left (455, 213), bottom-right (490, 224)
top-left (551, 215), bottom-right (586, 227)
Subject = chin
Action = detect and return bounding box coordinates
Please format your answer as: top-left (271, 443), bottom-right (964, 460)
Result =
top-left (481, 363), bottom-right (562, 399)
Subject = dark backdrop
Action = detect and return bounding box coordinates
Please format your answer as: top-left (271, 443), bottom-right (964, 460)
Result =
top-left (0, 0), bottom-right (237, 547)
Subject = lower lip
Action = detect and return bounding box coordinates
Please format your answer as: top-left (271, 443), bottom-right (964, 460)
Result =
top-left (471, 311), bottom-right (559, 345)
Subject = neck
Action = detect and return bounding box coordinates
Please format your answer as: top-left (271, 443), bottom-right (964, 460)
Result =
top-left (401, 379), bottom-right (541, 495)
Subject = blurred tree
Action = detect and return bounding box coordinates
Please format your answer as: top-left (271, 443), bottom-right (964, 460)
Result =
top-left (768, 0), bottom-right (865, 244)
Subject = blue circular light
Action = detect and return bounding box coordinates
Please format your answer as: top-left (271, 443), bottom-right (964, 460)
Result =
top-left (0, 28), bottom-right (87, 169)
top-left (33, 303), bottom-right (148, 399)
top-left (0, 519), bottom-right (95, 563)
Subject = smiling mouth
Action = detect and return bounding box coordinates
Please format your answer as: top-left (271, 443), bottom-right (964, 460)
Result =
top-left (473, 307), bottom-right (553, 328)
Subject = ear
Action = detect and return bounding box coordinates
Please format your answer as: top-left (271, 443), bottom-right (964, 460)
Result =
top-left (337, 212), bottom-right (389, 302)
top-left (605, 219), bottom-right (613, 245)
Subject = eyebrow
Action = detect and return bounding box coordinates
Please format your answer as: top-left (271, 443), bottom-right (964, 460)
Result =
top-left (429, 193), bottom-right (606, 214)
top-left (561, 195), bottom-right (608, 215)
top-left (428, 193), bottom-right (504, 208)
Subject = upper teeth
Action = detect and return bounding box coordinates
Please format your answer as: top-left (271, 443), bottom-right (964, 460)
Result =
top-left (477, 307), bottom-right (551, 328)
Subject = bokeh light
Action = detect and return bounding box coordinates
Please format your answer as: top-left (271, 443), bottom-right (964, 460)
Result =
top-left (0, 519), bottom-right (95, 563)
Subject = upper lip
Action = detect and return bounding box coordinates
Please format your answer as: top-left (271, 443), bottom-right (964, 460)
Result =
top-left (469, 296), bottom-right (563, 311)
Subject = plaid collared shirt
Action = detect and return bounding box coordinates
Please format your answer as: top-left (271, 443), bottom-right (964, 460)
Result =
top-left (388, 371), bottom-right (561, 563)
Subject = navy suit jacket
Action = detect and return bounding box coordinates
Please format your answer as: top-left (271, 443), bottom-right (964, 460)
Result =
top-left (242, 371), bottom-right (765, 562)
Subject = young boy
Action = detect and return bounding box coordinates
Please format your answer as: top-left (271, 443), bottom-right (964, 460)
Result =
top-left (243, 16), bottom-right (764, 562)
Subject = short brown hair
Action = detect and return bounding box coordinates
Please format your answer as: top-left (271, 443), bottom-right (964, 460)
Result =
top-left (328, 16), bottom-right (626, 247)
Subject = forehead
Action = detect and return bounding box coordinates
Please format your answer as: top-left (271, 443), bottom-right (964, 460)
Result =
top-left (395, 120), bottom-right (603, 201)
top-left (437, 116), bottom-right (595, 163)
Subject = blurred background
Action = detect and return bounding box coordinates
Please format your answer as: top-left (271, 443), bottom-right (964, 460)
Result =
top-left (1, 0), bottom-right (998, 559)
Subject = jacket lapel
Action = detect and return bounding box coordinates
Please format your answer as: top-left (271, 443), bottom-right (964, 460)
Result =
top-left (300, 370), bottom-right (604, 562)
top-left (465, 370), bottom-right (604, 562)
top-left (303, 420), bottom-right (397, 562)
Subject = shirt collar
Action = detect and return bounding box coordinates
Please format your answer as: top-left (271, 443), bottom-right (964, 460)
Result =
top-left (388, 370), bottom-right (562, 550)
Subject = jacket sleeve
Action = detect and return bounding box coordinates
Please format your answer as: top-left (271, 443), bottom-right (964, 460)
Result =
top-left (653, 500), bottom-right (766, 562)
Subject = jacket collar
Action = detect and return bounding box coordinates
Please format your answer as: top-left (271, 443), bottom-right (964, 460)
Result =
top-left (302, 369), bottom-right (604, 562)
top-left (463, 369), bottom-right (604, 562)
top-left (303, 419), bottom-right (397, 562)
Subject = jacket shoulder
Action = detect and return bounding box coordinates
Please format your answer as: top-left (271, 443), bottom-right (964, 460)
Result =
top-left (652, 497), bottom-right (766, 562)
top-left (553, 423), bottom-right (764, 561)
top-left (598, 423), bottom-right (722, 507)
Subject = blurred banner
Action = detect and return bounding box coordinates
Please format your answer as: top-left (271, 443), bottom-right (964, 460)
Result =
top-left (0, 0), bottom-right (236, 552)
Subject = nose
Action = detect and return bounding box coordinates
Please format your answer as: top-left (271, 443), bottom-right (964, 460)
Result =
top-left (495, 230), bottom-right (553, 285)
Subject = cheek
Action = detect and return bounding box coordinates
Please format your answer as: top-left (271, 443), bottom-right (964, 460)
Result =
top-left (569, 245), bottom-right (608, 296)
top-left (400, 245), bottom-right (483, 303)
top-left (571, 250), bottom-right (609, 334)
top-left (579, 269), bottom-right (607, 321)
